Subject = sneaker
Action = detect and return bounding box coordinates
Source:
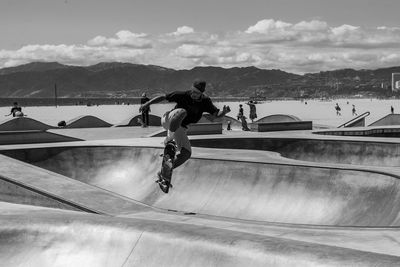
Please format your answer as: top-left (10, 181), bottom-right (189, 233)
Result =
top-left (157, 173), bottom-right (170, 193)
top-left (159, 180), bottom-right (169, 193)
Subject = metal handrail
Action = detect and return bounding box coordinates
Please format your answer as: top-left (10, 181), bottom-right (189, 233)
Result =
top-left (338, 111), bottom-right (370, 128)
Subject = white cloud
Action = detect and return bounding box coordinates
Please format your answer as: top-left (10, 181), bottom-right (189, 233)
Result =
top-left (245, 19), bottom-right (292, 34)
top-left (170, 26), bottom-right (195, 36)
top-left (87, 30), bottom-right (152, 48)
top-left (330, 24), bottom-right (359, 35)
top-left (1, 19), bottom-right (400, 73)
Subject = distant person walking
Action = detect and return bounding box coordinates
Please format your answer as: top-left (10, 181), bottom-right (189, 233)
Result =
top-left (237, 104), bottom-right (244, 120)
top-left (246, 100), bottom-right (257, 122)
top-left (391, 105), bottom-right (394, 114)
top-left (226, 121), bottom-right (232, 131)
top-left (352, 104), bottom-right (357, 116)
top-left (240, 114), bottom-right (250, 131)
top-left (335, 103), bottom-right (341, 116)
top-left (140, 93), bottom-right (150, 127)
top-left (5, 102), bottom-right (23, 117)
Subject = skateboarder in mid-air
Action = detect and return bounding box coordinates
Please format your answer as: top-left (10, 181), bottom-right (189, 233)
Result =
top-left (139, 80), bottom-right (231, 193)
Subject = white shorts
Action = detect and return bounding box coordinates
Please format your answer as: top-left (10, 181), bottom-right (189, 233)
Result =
top-left (161, 109), bottom-right (191, 153)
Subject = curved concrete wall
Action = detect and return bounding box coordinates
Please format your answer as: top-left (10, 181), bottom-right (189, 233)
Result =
top-left (191, 137), bottom-right (400, 167)
top-left (4, 204), bottom-right (395, 267)
top-left (7, 145), bottom-right (400, 226)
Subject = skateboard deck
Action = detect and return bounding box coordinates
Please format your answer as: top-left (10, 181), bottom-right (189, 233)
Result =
top-left (156, 140), bottom-right (176, 193)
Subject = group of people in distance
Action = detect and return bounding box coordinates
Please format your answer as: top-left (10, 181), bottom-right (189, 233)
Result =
top-left (335, 103), bottom-right (358, 117)
top-left (336, 102), bottom-right (395, 117)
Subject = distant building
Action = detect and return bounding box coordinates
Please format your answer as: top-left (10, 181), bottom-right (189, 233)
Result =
top-left (392, 73), bottom-right (400, 91)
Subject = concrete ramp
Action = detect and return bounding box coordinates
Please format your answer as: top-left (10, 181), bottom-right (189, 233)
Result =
top-left (338, 111), bottom-right (370, 128)
top-left (150, 123), bottom-right (222, 137)
top-left (6, 145), bottom-right (400, 226)
top-left (0, 117), bottom-right (55, 131)
top-left (115, 114), bottom-right (161, 127)
top-left (65, 115), bottom-right (113, 128)
top-left (256, 114), bottom-right (301, 123)
top-left (369, 113), bottom-right (400, 126)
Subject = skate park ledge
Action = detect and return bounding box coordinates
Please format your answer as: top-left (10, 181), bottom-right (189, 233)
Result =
top-left (250, 121), bottom-right (312, 132)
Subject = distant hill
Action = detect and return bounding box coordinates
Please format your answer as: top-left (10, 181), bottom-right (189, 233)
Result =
top-left (0, 62), bottom-right (69, 75)
top-left (0, 61), bottom-right (398, 98)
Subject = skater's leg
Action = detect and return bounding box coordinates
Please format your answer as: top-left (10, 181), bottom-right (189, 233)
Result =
top-left (173, 147), bottom-right (191, 169)
top-left (161, 111), bottom-right (174, 143)
top-left (173, 126), bottom-right (191, 169)
top-left (161, 108), bottom-right (187, 144)
top-left (168, 108), bottom-right (187, 132)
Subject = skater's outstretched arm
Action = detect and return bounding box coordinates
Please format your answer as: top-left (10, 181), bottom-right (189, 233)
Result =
top-left (139, 95), bottom-right (166, 112)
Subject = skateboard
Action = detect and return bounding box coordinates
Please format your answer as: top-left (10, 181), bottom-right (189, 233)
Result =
top-left (156, 140), bottom-right (176, 193)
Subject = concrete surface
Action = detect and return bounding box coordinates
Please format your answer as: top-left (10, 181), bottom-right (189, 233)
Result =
top-left (0, 117), bottom-right (55, 131)
top-left (0, 130), bottom-right (82, 145)
top-left (3, 145), bottom-right (400, 226)
top-left (315, 125), bottom-right (400, 137)
top-left (199, 114), bottom-right (242, 129)
top-left (190, 136), bottom-right (400, 167)
top-left (114, 114), bottom-right (162, 127)
top-left (369, 113), bottom-right (400, 126)
top-left (150, 123), bottom-right (223, 136)
top-left (251, 121), bottom-right (312, 132)
top-left (1, 129), bottom-right (400, 265)
top-left (4, 202), bottom-right (400, 267)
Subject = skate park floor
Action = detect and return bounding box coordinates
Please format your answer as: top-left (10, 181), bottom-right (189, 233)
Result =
top-left (2, 126), bottom-right (400, 266)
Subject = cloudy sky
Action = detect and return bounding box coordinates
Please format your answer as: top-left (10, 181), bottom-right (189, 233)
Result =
top-left (0, 0), bottom-right (400, 74)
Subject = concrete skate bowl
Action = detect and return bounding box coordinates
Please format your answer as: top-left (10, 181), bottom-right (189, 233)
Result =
top-left (191, 137), bottom-right (400, 167)
top-left (3, 145), bottom-right (400, 227)
top-left (64, 115), bottom-right (113, 128)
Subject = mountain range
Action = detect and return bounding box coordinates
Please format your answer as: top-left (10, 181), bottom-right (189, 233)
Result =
top-left (0, 62), bottom-right (399, 98)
